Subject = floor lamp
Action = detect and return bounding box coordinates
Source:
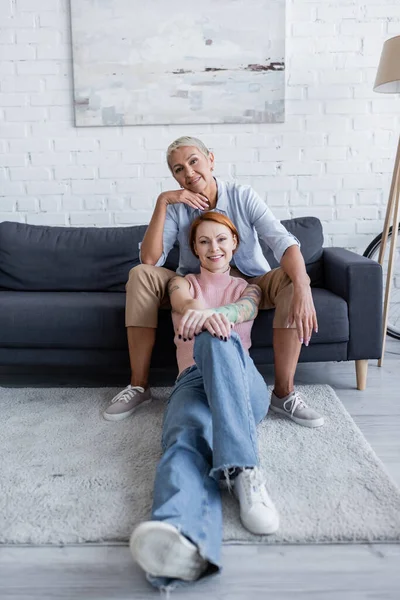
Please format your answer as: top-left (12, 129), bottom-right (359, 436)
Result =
top-left (373, 35), bottom-right (400, 366)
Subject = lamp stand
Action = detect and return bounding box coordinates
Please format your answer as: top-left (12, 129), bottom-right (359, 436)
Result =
top-left (377, 134), bottom-right (400, 367)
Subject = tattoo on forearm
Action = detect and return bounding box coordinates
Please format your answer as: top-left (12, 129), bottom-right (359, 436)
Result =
top-left (215, 285), bottom-right (262, 324)
top-left (215, 303), bottom-right (240, 322)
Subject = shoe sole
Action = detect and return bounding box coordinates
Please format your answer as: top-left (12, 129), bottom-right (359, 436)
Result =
top-left (103, 397), bottom-right (152, 421)
top-left (269, 405), bottom-right (324, 428)
top-left (130, 521), bottom-right (207, 581)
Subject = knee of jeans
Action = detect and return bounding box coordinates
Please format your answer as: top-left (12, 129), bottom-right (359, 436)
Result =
top-left (162, 426), bottom-right (211, 455)
top-left (194, 329), bottom-right (240, 355)
top-left (193, 331), bottom-right (223, 363)
top-left (230, 331), bottom-right (241, 343)
top-left (194, 330), bottom-right (214, 350)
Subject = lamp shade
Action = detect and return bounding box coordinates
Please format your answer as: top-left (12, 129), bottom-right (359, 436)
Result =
top-left (374, 35), bottom-right (400, 93)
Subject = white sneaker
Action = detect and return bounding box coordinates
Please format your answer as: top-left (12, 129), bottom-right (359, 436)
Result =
top-left (103, 385), bottom-right (152, 421)
top-left (130, 521), bottom-right (208, 582)
top-left (234, 467), bottom-right (279, 535)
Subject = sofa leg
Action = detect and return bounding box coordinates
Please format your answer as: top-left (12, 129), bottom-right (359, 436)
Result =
top-left (355, 359), bottom-right (368, 391)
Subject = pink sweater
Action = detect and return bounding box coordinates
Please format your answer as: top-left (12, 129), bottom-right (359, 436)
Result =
top-left (171, 267), bottom-right (255, 375)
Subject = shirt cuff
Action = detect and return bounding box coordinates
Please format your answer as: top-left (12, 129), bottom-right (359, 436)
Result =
top-left (153, 253), bottom-right (166, 267)
top-left (275, 237), bottom-right (300, 264)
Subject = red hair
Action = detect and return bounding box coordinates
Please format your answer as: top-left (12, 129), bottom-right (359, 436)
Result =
top-left (189, 212), bottom-right (240, 256)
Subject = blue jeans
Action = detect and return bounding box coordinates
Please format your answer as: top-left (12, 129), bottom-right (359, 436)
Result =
top-left (146, 331), bottom-right (271, 592)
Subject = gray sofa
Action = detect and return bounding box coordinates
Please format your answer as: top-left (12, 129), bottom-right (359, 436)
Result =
top-left (0, 217), bottom-right (382, 389)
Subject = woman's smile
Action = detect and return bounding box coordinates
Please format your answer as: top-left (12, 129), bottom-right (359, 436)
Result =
top-left (207, 254), bottom-right (224, 262)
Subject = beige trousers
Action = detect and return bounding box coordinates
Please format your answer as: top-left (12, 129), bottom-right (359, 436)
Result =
top-left (125, 264), bottom-right (295, 329)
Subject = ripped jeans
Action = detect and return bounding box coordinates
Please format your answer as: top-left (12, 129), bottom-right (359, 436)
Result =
top-left (146, 331), bottom-right (270, 592)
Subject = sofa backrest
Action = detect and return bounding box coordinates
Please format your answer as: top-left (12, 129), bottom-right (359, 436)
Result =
top-left (0, 222), bottom-right (146, 292)
top-left (0, 216), bottom-right (324, 292)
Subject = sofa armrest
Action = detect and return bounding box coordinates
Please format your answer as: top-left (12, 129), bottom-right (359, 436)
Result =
top-left (323, 247), bottom-right (383, 360)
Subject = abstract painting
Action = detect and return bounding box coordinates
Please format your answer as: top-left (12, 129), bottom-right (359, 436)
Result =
top-left (70, 0), bottom-right (285, 126)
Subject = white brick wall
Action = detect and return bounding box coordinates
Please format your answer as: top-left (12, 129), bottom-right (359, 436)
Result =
top-left (0, 0), bottom-right (399, 252)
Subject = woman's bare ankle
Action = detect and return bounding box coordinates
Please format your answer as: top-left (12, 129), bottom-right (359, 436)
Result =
top-left (130, 381), bottom-right (148, 390)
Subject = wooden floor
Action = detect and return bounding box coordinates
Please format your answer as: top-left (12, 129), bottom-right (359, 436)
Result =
top-left (1, 339), bottom-right (399, 599)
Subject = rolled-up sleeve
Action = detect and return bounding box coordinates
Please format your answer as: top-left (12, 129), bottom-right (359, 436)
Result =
top-left (246, 188), bottom-right (300, 264)
top-left (139, 206), bottom-right (179, 266)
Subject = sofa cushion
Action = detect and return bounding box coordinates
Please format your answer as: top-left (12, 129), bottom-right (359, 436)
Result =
top-left (0, 291), bottom-right (128, 349)
top-left (0, 221), bottom-right (148, 292)
top-left (0, 289), bottom-right (178, 366)
top-left (250, 288), bottom-right (349, 348)
top-left (0, 287), bottom-right (347, 355)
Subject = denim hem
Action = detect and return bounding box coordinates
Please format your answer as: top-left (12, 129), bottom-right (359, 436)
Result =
top-left (145, 549), bottom-right (222, 593)
top-left (210, 463), bottom-right (258, 493)
top-left (146, 561), bottom-right (222, 594)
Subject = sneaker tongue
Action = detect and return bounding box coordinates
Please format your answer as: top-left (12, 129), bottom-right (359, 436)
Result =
top-left (131, 386), bottom-right (145, 393)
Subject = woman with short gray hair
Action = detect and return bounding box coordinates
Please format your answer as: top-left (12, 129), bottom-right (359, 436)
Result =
top-left (103, 136), bottom-right (323, 431)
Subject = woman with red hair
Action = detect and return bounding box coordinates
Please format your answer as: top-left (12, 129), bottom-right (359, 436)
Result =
top-left (130, 212), bottom-right (278, 591)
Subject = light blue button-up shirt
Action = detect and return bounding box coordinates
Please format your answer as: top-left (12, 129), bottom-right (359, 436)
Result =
top-left (142, 178), bottom-right (299, 277)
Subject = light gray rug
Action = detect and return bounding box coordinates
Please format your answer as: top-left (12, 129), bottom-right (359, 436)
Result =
top-left (1, 384), bottom-right (400, 545)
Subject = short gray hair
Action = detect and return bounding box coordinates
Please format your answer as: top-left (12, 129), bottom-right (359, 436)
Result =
top-left (166, 136), bottom-right (210, 168)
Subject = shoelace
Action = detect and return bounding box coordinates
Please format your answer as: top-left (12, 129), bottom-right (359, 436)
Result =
top-left (283, 391), bottom-right (308, 416)
top-left (241, 468), bottom-right (270, 506)
top-left (111, 386), bottom-right (144, 405)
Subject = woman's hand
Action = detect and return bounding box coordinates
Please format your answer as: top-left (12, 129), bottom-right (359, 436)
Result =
top-left (287, 283), bottom-right (318, 346)
top-left (203, 313), bottom-right (233, 340)
top-left (178, 308), bottom-right (214, 340)
top-left (178, 309), bottom-right (233, 341)
top-left (159, 190), bottom-right (209, 211)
